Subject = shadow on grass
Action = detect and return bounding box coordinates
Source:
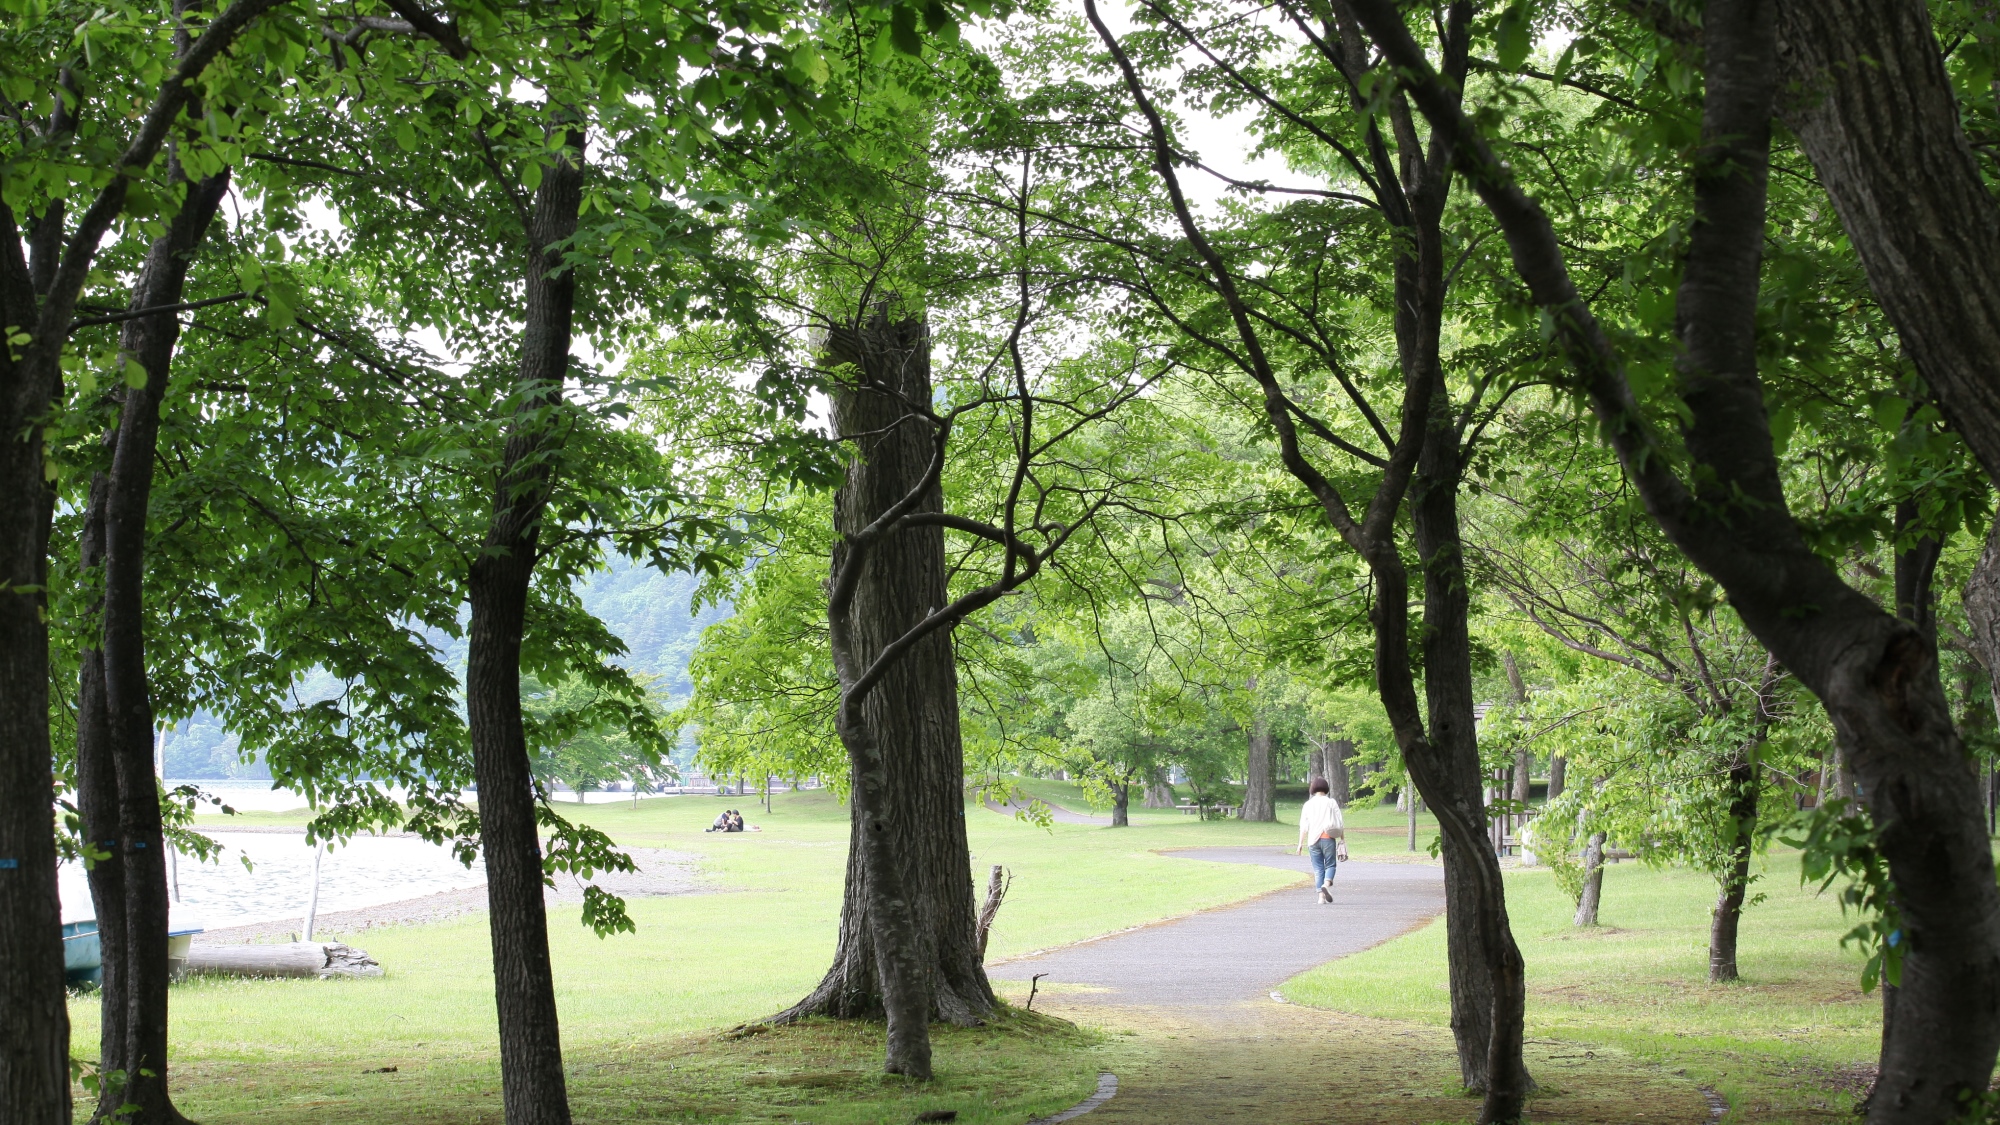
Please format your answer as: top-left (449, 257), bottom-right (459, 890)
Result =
top-left (162, 1003), bottom-right (1109, 1125)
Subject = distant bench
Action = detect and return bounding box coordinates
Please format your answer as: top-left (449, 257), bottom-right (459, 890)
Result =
top-left (1176, 803), bottom-right (1240, 818)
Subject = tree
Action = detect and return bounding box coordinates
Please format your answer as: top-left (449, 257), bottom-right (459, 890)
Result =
top-left (1352, 0), bottom-right (2000, 1113)
top-left (523, 675), bottom-right (672, 800)
top-left (1471, 441), bottom-right (1799, 982)
top-left (0, 4), bottom-right (289, 1118)
top-left (1066, 3), bottom-right (1535, 1109)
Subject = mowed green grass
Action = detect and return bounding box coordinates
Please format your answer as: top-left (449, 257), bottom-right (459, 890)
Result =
top-left (75, 781), bottom-right (1340, 1123)
top-left (1282, 852), bottom-right (1882, 1121)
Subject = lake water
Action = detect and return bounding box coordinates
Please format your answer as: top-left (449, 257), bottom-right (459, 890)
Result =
top-left (56, 779), bottom-right (696, 931)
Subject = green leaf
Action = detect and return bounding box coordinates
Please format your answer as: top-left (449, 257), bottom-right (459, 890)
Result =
top-left (891, 4), bottom-right (923, 57)
top-left (1496, 2), bottom-right (1532, 72)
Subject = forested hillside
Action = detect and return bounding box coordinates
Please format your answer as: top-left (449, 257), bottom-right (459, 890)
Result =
top-left (162, 560), bottom-right (726, 778)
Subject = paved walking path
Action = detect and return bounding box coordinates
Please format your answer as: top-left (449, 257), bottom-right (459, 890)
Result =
top-left (990, 849), bottom-right (1442, 1013)
top-left (990, 846), bottom-right (1714, 1123)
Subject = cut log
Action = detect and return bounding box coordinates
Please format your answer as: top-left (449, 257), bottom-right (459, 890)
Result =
top-left (183, 941), bottom-right (383, 979)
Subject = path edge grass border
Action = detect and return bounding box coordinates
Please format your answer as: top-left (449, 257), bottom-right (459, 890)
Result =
top-left (1028, 1072), bottom-right (1118, 1123)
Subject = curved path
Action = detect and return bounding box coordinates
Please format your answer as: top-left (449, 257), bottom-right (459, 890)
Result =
top-left (989, 845), bottom-right (1715, 1123)
top-left (990, 849), bottom-right (1441, 1014)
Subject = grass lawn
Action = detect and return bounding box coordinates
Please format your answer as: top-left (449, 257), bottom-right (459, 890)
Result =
top-left (1281, 852), bottom-right (1881, 1121)
top-left (87, 782), bottom-right (1358, 1123)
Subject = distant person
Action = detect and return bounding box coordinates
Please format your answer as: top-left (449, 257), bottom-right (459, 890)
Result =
top-left (1295, 777), bottom-right (1346, 904)
top-left (705, 811), bottom-right (731, 833)
top-left (726, 810), bottom-right (745, 832)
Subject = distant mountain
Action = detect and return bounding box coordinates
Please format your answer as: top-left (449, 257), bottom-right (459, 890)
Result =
top-left (162, 557), bottom-right (731, 779)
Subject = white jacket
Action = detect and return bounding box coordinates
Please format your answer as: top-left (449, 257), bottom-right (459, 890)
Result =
top-left (1297, 793), bottom-right (1344, 848)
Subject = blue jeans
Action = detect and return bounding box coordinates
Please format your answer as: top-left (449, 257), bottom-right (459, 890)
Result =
top-left (1309, 837), bottom-right (1339, 889)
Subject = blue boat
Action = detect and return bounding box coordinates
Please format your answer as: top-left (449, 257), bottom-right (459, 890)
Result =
top-left (62, 921), bottom-right (204, 988)
top-left (62, 921), bottom-right (100, 987)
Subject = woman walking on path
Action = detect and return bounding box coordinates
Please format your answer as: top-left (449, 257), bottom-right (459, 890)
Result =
top-left (1295, 778), bottom-right (1345, 904)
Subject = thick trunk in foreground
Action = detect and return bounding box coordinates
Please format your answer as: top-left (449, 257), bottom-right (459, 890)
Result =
top-left (1774, 0), bottom-right (2000, 488)
top-left (1774, 2), bottom-right (2000, 1096)
top-left (1110, 782), bottom-right (1130, 827)
top-left (1240, 711), bottom-right (1276, 821)
top-left (465, 134), bottom-right (584, 1125)
top-left (780, 313), bottom-right (994, 1045)
top-left (76, 163), bottom-right (229, 1125)
top-left (0, 9), bottom-right (275, 1116)
top-left (0, 331), bottom-right (68, 1121)
top-left (1708, 748), bottom-right (1760, 983)
top-left (1412, 383), bottom-right (1532, 1100)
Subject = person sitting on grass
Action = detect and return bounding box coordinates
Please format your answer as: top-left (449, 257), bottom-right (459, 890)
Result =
top-left (1294, 777), bottom-right (1345, 904)
top-left (705, 811), bottom-right (731, 833)
top-left (725, 810), bottom-right (745, 832)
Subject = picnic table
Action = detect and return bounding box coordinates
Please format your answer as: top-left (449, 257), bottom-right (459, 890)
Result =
top-left (1175, 802), bottom-right (1240, 818)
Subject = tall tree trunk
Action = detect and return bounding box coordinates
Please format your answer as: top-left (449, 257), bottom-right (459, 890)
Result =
top-left (0, 9), bottom-right (275, 1117)
top-left (1574, 831), bottom-right (1607, 927)
top-left (0, 258), bottom-right (69, 1121)
top-left (1772, 0), bottom-right (2000, 1099)
top-left (1708, 746), bottom-right (1760, 982)
top-left (74, 159), bottom-right (229, 1125)
top-left (779, 311), bottom-right (994, 1055)
top-left (1330, 738), bottom-right (1353, 803)
top-left (464, 129), bottom-right (585, 1125)
top-left (1110, 781), bottom-right (1129, 827)
top-left (1241, 710), bottom-right (1276, 821)
top-left (1142, 769), bottom-right (1176, 808)
top-left (1547, 754), bottom-right (1566, 799)
top-left (1412, 387), bottom-right (1533, 1101)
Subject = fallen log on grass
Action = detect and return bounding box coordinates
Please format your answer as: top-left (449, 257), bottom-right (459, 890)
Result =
top-left (183, 941), bottom-right (383, 979)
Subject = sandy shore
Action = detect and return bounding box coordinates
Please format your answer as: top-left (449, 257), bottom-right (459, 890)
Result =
top-left (192, 847), bottom-right (710, 945)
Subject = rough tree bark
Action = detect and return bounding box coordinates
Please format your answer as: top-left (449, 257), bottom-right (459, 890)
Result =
top-left (463, 127), bottom-right (585, 1125)
top-left (75, 155), bottom-right (230, 1125)
top-left (1574, 831), bottom-right (1608, 927)
top-left (1241, 710), bottom-right (1276, 821)
top-left (776, 312), bottom-right (994, 1056)
top-left (1110, 781), bottom-right (1131, 827)
top-left (1774, 0), bottom-right (2000, 487)
top-left (1707, 746), bottom-right (1759, 982)
top-left (1412, 385), bottom-right (1534, 1097)
top-left (1142, 769), bottom-right (1176, 808)
top-left (1329, 739), bottom-right (1354, 803)
top-left (0, 8), bottom-right (277, 1119)
top-left (1711, 660), bottom-right (1780, 985)
top-left (1354, 0), bottom-right (2000, 1115)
